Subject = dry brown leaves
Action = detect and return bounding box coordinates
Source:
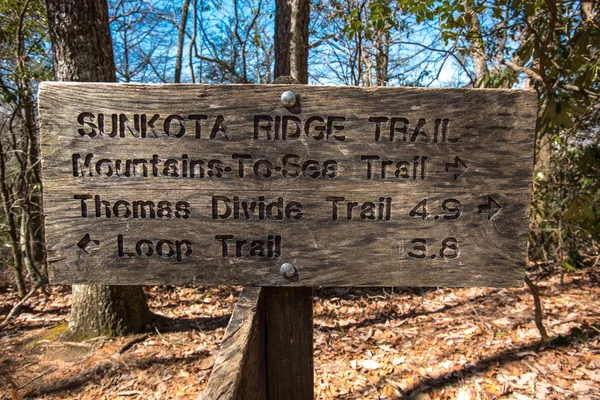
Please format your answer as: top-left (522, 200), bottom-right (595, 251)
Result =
top-left (313, 270), bottom-right (600, 399)
top-left (1, 269), bottom-right (599, 399)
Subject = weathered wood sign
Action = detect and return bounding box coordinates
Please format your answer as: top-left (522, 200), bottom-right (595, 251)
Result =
top-left (38, 83), bottom-right (536, 287)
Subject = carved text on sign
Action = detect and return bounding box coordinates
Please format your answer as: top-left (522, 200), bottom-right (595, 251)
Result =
top-left (39, 84), bottom-right (536, 287)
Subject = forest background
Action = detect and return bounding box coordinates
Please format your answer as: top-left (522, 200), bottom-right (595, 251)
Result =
top-left (0, 0), bottom-right (598, 393)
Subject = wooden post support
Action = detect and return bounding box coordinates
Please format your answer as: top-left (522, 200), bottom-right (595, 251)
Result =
top-left (202, 286), bottom-right (313, 400)
top-left (203, 287), bottom-right (266, 400)
top-left (264, 287), bottom-right (313, 399)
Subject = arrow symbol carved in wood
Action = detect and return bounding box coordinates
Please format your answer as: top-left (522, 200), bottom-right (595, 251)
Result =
top-left (478, 197), bottom-right (502, 220)
top-left (444, 156), bottom-right (468, 180)
top-left (77, 233), bottom-right (100, 254)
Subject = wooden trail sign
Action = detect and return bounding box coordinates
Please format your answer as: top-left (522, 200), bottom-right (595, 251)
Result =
top-left (39, 83), bottom-right (536, 287)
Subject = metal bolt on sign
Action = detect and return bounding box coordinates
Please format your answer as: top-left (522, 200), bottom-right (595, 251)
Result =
top-left (280, 91), bottom-right (297, 107)
top-left (280, 263), bottom-right (297, 279)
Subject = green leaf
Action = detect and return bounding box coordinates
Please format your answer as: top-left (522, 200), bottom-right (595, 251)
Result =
top-left (351, 20), bottom-right (363, 30)
top-left (464, 12), bottom-right (472, 26)
top-left (563, 260), bottom-right (577, 272)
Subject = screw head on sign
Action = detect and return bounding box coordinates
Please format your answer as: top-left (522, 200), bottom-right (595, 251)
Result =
top-left (280, 91), bottom-right (297, 108)
top-left (280, 263), bottom-right (297, 279)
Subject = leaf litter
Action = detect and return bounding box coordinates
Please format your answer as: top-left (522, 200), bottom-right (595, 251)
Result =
top-left (0, 268), bottom-right (598, 399)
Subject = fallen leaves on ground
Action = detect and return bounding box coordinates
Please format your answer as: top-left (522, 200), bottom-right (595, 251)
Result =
top-left (1, 268), bottom-right (599, 399)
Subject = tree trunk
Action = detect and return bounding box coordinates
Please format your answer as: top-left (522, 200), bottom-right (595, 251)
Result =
top-left (463, 0), bottom-right (488, 86)
top-left (46, 0), bottom-right (117, 82)
top-left (375, 32), bottom-right (389, 86)
top-left (20, 210), bottom-right (43, 285)
top-left (189, 0), bottom-right (198, 83)
top-left (274, 0), bottom-right (309, 83)
top-left (0, 139), bottom-right (26, 297)
top-left (174, 0), bottom-right (191, 83)
top-left (15, 0), bottom-right (46, 281)
top-left (46, 0), bottom-right (151, 338)
top-left (69, 285), bottom-right (151, 337)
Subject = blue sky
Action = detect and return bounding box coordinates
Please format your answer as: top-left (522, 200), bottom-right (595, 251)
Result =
top-left (108, 0), bottom-right (472, 87)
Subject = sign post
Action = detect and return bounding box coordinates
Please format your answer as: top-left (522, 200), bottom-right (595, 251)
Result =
top-left (39, 82), bottom-right (536, 399)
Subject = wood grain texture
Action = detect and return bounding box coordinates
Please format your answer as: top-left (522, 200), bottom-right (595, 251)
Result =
top-left (38, 83), bottom-right (537, 287)
top-left (264, 287), bottom-right (313, 400)
top-left (202, 287), bottom-right (266, 400)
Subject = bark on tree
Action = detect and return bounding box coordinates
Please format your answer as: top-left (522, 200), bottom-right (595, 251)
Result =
top-left (174, 0), bottom-right (191, 83)
top-left (14, 0), bottom-right (46, 274)
top-left (0, 138), bottom-right (26, 297)
top-left (463, 0), bottom-right (489, 86)
top-left (189, 0), bottom-right (198, 83)
top-left (46, 0), bottom-right (151, 338)
top-left (274, 0), bottom-right (309, 83)
top-left (69, 285), bottom-right (150, 337)
top-left (375, 32), bottom-right (389, 86)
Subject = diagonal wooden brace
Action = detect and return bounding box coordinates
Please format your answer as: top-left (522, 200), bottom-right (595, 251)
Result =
top-left (203, 287), bottom-right (313, 400)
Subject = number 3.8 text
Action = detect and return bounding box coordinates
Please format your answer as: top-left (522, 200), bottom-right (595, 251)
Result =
top-left (407, 237), bottom-right (459, 259)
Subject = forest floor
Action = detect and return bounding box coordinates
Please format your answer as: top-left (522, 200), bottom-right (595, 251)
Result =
top-left (0, 267), bottom-right (599, 400)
